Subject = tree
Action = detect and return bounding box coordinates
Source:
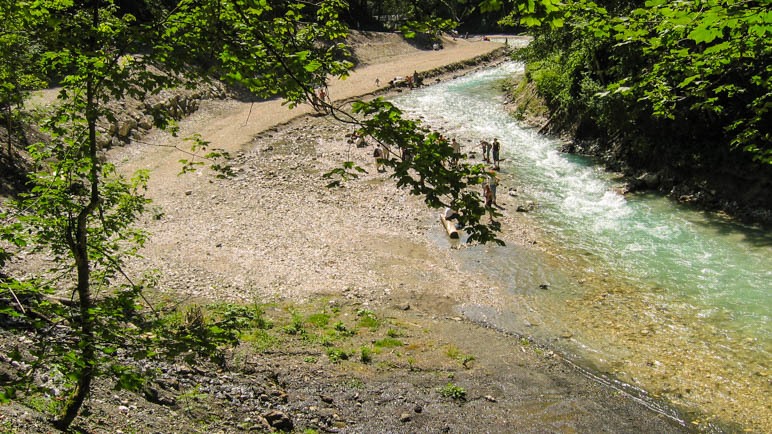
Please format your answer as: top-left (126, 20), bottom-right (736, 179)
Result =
top-left (505, 0), bottom-right (771, 166)
top-left (2, 1), bottom-right (170, 428)
top-left (609, 0), bottom-right (772, 165)
top-left (343, 1), bottom-right (509, 33)
top-left (0, 1), bottom-right (45, 155)
top-left (1, 0), bottom-right (503, 430)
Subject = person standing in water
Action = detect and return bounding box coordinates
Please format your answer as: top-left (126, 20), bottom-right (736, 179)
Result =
top-left (491, 138), bottom-right (501, 170)
top-left (480, 140), bottom-right (490, 163)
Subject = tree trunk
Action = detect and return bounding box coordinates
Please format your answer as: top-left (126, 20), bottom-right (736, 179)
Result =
top-left (54, 4), bottom-right (101, 430)
top-left (54, 216), bottom-right (96, 430)
top-left (6, 104), bottom-right (11, 156)
top-left (54, 98), bottom-right (100, 433)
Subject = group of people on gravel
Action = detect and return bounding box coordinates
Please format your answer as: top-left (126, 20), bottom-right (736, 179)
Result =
top-left (480, 137), bottom-right (501, 170)
top-left (363, 130), bottom-right (505, 192)
top-left (360, 130), bottom-right (505, 228)
top-left (384, 70), bottom-right (423, 89)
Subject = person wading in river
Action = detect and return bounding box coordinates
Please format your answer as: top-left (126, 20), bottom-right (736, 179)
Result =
top-left (480, 140), bottom-right (491, 163)
top-left (492, 138), bottom-right (501, 170)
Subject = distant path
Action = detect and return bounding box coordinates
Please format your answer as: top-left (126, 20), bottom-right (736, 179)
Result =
top-left (115, 35), bottom-right (508, 191)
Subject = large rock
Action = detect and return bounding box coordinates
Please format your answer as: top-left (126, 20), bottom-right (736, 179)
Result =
top-left (263, 409), bottom-right (293, 431)
top-left (516, 201), bottom-right (536, 212)
top-left (637, 172), bottom-right (661, 189)
top-left (138, 115), bottom-right (153, 130)
top-left (117, 119), bottom-right (137, 138)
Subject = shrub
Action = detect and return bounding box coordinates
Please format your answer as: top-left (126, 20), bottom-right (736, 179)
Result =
top-left (439, 382), bottom-right (466, 401)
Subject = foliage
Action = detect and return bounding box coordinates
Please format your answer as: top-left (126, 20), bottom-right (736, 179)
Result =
top-left (326, 347), bottom-right (349, 363)
top-left (0, 0), bottom-right (354, 429)
top-left (610, 0), bottom-right (772, 164)
top-left (333, 320), bottom-right (356, 337)
top-left (346, 0), bottom-right (506, 32)
top-left (0, 1), bottom-right (171, 428)
top-left (400, 17), bottom-right (458, 40)
top-left (328, 98), bottom-right (503, 245)
top-left (160, 0), bottom-right (353, 108)
top-left (179, 134), bottom-right (234, 178)
top-left (438, 382), bottom-right (467, 400)
top-left (508, 0), bottom-right (771, 169)
top-left (0, 1), bottom-right (46, 154)
top-left (283, 311), bottom-right (307, 336)
top-left (156, 303), bottom-right (269, 365)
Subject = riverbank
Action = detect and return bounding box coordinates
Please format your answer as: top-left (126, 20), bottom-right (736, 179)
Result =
top-left (110, 33), bottom-right (693, 432)
top-left (2, 33), bottom-right (694, 433)
top-left (430, 63), bottom-right (770, 433)
top-left (500, 60), bottom-right (772, 228)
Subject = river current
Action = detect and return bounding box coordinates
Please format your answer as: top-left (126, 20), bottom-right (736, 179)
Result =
top-left (391, 62), bottom-right (771, 431)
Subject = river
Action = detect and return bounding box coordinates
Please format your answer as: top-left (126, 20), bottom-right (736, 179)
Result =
top-left (391, 62), bottom-right (771, 432)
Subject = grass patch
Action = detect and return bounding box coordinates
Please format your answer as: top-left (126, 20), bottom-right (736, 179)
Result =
top-left (25, 395), bottom-right (60, 416)
top-left (445, 344), bottom-right (461, 359)
top-left (332, 320), bottom-right (356, 337)
top-left (326, 348), bottom-right (349, 363)
top-left (438, 382), bottom-right (467, 401)
top-left (307, 312), bottom-right (330, 328)
top-left (283, 312), bottom-right (305, 336)
top-left (356, 309), bottom-right (380, 329)
top-left (360, 346), bottom-right (373, 364)
top-left (386, 328), bottom-right (402, 338)
top-left (241, 329), bottom-right (279, 351)
top-left (179, 385), bottom-right (210, 415)
top-left (374, 337), bottom-right (403, 348)
top-left (445, 344), bottom-right (475, 368)
top-left (344, 378), bottom-right (365, 389)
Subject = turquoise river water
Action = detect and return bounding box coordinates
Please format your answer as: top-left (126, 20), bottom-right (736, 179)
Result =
top-left (392, 63), bottom-right (771, 432)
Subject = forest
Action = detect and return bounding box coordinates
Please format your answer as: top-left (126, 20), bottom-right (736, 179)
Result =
top-left (0, 0), bottom-right (769, 431)
top-left (508, 0), bottom-right (771, 218)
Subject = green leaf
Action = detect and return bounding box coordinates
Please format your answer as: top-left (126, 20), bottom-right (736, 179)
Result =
top-left (521, 16), bottom-right (542, 27)
top-left (678, 74), bottom-right (700, 88)
top-left (688, 25), bottom-right (723, 44)
top-left (304, 60), bottom-right (322, 72)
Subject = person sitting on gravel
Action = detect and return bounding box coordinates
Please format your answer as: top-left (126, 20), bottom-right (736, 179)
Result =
top-left (444, 206), bottom-right (459, 221)
top-left (348, 131), bottom-right (366, 148)
top-left (487, 171), bottom-right (499, 206)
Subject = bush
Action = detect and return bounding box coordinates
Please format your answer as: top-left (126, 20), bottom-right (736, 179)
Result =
top-left (439, 382), bottom-right (466, 401)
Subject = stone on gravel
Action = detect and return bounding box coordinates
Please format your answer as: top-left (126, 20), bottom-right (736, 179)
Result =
top-left (263, 409), bottom-right (293, 431)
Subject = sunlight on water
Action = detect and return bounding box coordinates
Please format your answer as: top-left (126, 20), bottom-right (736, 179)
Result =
top-left (393, 63), bottom-right (772, 431)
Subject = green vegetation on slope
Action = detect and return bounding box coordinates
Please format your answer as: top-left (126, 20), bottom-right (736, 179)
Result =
top-left (505, 0), bottom-right (771, 213)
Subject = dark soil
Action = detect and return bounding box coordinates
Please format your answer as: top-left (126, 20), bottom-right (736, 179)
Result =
top-left (0, 298), bottom-right (690, 433)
